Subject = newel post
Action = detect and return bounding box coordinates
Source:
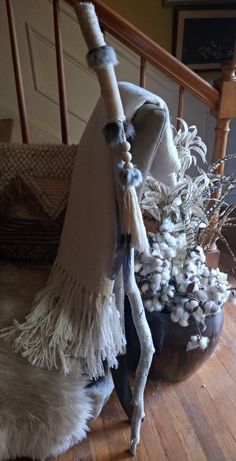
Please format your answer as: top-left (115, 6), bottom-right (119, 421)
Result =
top-left (206, 61), bottom-right (236, 268)
top-left (212, 61), bottom-right (236, 169)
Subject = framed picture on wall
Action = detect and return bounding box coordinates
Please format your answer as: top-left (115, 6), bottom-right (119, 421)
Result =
top-left (164, 1), bottom-right (236, 5)
top-left (174, 9), bottom-right (236, 70)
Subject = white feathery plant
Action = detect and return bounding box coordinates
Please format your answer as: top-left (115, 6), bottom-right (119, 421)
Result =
top-left (173, 118), bottom-right (207, 176)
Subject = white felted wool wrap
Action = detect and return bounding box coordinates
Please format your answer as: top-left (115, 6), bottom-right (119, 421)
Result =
top-left (1, 82), bottom-right (179, 380)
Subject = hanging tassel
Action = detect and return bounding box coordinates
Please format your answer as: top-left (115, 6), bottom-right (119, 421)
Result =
top-left (118, 138), bottom-right (149, 255)
top-left (104, 122), bottom-right (149, 281)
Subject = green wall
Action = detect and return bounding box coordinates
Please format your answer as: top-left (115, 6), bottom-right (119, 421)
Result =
top-left (102, 0), bottom-right (173, 52)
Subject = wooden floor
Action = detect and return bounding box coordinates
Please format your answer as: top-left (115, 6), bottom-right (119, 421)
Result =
top-left (56, 301), bottom-right (236, 461)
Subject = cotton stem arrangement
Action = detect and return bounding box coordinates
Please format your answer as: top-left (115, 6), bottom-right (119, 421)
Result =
top-left (137, 121), bottom-right (236, 352)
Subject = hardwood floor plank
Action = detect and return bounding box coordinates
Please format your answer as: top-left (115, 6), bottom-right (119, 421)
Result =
top-left (160, 383), bottom-right (207, 461)
top-left (145, 381), bottom-right (191, 461)
top-left (49, 300), bottom-right (236, 461)
top-left (175, 373), bottom-right (231, 461)
top-left (56, 438), bottom-right (92, 461)
top-left (89, 410), bottom-right (112, 461)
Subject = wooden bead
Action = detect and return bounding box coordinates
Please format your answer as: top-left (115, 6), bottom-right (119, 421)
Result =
top-left (120, 141), bottom-right (131, 153)
top-left (125, 161), bottom-right (134, 169)
top-left (122, 151), bottom-right (132, 162)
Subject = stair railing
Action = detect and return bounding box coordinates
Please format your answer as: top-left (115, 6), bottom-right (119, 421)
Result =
top-left (5, 0), bottom-right (236, 170)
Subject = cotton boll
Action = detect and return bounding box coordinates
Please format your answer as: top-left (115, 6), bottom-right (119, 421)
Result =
top-left (209, 277), bottom-right (217, 287)
top-left (178, 282), bottom-right (188, 293)
top-left (161, 293), bottom-right (169, 303)
top-left (155, 265), bottom-right (163, 274)
top-left (152, 248), bottom-right (161, 257)
top-left (185, 299), bottom-right (199, 312)
top-left (170, 312), bottom-right (179, 323)
top-left (192, 279), bottom-right (200, 292)
top-left (201, 267), bottom-right (210, 278)
top-left (144, 299), bottom-right (153, 310)
top-left (207, 287), bottom-right (221, 302)
top-left (211, 304), bottom-right (221, 314)
top-left (199, 336), bottom-right (209, 350)
top-left (153, 298), bottom-right (163, 312)
top-left (140, 265), bottom-right (151, 276)
top-left (186, 335), bottom-right (200, 351)
top-left (159, 218), bottom-right (175, 232)
top-left (172, 307), bottom-right (189, 326)
top-left (179, 318), bottom-right (189, 327)
top-left (172, 266), bottom-right (179, 277)
top-left (155, 258), bottom-right (164, 267)
top-left (163, 233), bottom-right (177, 248)
top-left (218, 284), bottom-right (228, 294)
top-left (161, 270), bottom-right (171, 281)
top-left (165, 248), bottom-right (177, 258)
top-left (189, 250), bottom-right (200, 261)
top-left (141, 282), bottom-right (149, 294)
top-left (185, 261), bottom-right (197, 273)
top-left (193, 307), bottom-right (204, 323)
top-left (153, 273), bottom-right (162, 285)
top-left (166, 286), bottom-right (175, 297)
top-left (216, 269), bottom-right (228, 284)
top-left (140, 253), bottom-right (152, 265)
top-left (194, 246), bottom-right (206, 262)
top-left (204, 300), bottom-right (216, 313)
top-left (175, 272), bottom-right (184, 284)
top-left (160, 242), bottom-right (169, 252)
top-left (197, 290), bottom-right (208, 303)
top-left (210, 268), bottom-right (217, 278)
top-left (190, 335), bottom-right (198, 343)
top-left (175, 307), bottom-right (185, 319)
top-left (134, 263), bottom-right (143, 273)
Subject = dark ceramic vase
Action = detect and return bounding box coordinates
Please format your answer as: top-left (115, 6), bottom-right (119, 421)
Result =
top-left (125, 298), bottom-right (224, 382)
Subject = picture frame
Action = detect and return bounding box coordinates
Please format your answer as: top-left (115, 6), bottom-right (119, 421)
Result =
top-left (174, 9), bottom-right (236, 70)
top-left (164, 1), bottom-right (236, 5)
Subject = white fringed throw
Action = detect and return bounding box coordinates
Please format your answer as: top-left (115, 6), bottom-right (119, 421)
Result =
top-left (1, 98), bottom-right (125, 378)
top-left (1, 0), bottom-right (179, 380)
top-left (0, 84), bottom-right (179, 379)
top-left (0, 83), bottom-right (179, 379)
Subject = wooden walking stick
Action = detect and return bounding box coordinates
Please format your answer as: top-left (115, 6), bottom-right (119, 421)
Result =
top-left (75, 2), bottom-right (154, 455)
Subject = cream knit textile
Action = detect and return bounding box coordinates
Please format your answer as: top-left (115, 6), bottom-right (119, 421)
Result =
top-left (1, 83), bottom-right (179, 379)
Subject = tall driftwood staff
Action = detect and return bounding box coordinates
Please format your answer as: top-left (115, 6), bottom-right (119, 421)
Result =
top-left (75, 2), bottom-right (154, 455)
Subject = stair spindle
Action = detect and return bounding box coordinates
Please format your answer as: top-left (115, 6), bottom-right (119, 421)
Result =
top-left (140, 57), bottom-right (146, 89)
top-left (176, 86), bottom-right (185, 130)
top-left (5, 0), bottom-right (30, 143)
top-left (53, 0), bottom-right (69, 144)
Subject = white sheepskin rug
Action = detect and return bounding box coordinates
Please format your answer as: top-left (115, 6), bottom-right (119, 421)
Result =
top-left (0, 264), bottom-right (94, 460)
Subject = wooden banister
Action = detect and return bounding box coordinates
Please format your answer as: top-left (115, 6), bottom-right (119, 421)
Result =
top-left (67, 0), bottom-right (219, 111)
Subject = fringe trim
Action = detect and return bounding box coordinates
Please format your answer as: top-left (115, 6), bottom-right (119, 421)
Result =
top-left (0, 262), bottom-right (126, 379)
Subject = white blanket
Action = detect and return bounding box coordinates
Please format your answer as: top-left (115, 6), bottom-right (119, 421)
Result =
top-left (1, 83), bottom-right (180, 379)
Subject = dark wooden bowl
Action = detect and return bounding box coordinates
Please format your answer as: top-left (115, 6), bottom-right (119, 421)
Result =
top-left (125, 299), bottom-right (224, 382)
